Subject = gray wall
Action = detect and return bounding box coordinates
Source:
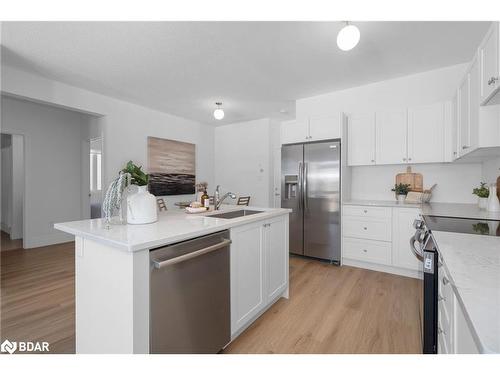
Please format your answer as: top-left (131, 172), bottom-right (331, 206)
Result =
top-left (1, 95), bottom-right (91, 248)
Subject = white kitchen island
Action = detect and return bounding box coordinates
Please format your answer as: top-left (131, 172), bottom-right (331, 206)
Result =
top-left (55, 205), bottom-right (291, 354)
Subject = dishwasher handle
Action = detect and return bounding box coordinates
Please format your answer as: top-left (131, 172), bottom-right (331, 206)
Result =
top-left (152, 238), bottom-right (232, 269)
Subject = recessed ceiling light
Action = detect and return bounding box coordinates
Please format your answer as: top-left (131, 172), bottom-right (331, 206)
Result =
top-left (213, 102), bottom-right (224, 120)
top-left (337, 22), bottom-right (360, 51)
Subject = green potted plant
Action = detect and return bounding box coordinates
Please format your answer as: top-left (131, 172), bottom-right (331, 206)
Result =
top-left (472, 182), bottom-right (489, 210)
top-left (392, 183), bottom-right (411, 203)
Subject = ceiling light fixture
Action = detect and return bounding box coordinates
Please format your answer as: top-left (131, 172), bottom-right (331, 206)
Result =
top-left (213, 102), bottom-right (225, 120)
top-left (337, 22), bottom-right (360, 51)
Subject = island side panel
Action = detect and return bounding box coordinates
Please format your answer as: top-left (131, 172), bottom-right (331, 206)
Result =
top-left (75, 237), bottom-right (149, 353)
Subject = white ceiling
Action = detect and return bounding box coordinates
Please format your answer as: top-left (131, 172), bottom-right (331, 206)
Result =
top-left (1, 21), bottom-right (491, 125)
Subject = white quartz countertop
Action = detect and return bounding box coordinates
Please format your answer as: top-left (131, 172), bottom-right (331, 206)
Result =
top-left (55, 205), bottom-right (291, 252)
top-left (343, 200), bottom-right (500, 220)
top-left (432, 231), bottom-right (500, 354)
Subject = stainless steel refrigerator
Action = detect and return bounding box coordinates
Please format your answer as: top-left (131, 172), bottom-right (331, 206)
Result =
top-left (281, 140), bottom-right (341, 263)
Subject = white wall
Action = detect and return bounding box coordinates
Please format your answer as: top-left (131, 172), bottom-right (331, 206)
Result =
top-left (482, 157), bottom-right (500, 185)
top-left (295, 63), bottom-right (486, 203)
top-left (214, 118), bottom-right (272, 207)
top-left (350, 164), bottom-right (482, 203)
top-left (1, 96), bottom-right (91, 247)
top-left (1, 66), bottom-right (215, 210)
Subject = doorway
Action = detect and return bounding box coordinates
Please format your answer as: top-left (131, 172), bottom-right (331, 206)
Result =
top-left (1, 133), bottom-right (24, 251)
top-left (89, 137), bottom-right (103, 218)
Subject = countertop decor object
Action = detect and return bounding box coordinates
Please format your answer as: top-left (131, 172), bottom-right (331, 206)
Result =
top-left (487, 184), bottom-right (500, 212)
top-left (395, 166), bottom-right (423, 192)
top-left (121, 161), bottom-right (158, 225)
top-left (102, 171), bottom-right (131, 226)
top-left (473, 182), bottom-right (490, 210)
top-left (392, 183), bottom-right (411, 203)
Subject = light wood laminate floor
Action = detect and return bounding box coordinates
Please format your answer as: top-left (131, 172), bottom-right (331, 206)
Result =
top-left (1, 241), bottom-right (75, 353)
top-left (1, 243), bottom-right (421, 354)
top-left (224, 256), bottom-right (422, 354)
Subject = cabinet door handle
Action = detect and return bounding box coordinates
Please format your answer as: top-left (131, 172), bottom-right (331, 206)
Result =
top-left (438, 294), bottom-right (445, 302)
top-left (363, 210), bottom-right (368, 213)
top-left (462, 145), bottom-right (469, 150)
top-left (403, 158), bottom-right (407, 161)
top-left (363, 226), bottom-right (368, 230)
top-left (442, 276), bottom-right (449, 285)
top-left (488, 77), bottom-right (499, 85)
top-left (362, 249), bottom-right (368, 253)
top-left (371, 159), bottom-right (375, 163)
top-left (438, 326), bottom-right (445, 335)
top-left (408, 158), bottom-right (412, 161)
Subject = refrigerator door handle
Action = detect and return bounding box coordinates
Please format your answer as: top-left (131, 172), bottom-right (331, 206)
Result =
top-left (298, 161), bottom-right (303, 210)
top-left (303, 162), bottom-right (308, 211)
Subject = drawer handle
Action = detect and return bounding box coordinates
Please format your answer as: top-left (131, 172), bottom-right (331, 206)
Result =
top-left (363, 210), bottom-right (367, 213)
top-left (362, 249), bottom-right (368, 253)
top-left (442, 276), bottom-right (449, 285)
top-left (363, 227), bottom-right (368, 230)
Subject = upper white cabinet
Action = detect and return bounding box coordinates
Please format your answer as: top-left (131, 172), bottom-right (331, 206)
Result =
top-left (469, 54), bottom-right (480, 152)
top-left (407, 103), bottom-right (445, 163)
top-left (375, 109), bottom-right (408, 165)
top-left (458, 73), bottom-right (471, 157)
top-left (479, 22), bottom-right (499, 104)
top-left (347, 113), bottom-right (376, 166)
top-left (281, 119), bottom-right (309, 144)
top-left (348, 104), bottom-right (446, 166)
top-left (281, 114), bottom-right (342, 145)
top-left (309, 114), bottom-right (342, 142)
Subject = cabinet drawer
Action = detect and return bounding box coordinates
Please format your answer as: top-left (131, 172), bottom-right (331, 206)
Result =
top-left (343, 217), bottom-right (392, 242)
top-left (343, 205), bottom-right (392, 219)
top-left (343, 237), bottom-right (392, 265)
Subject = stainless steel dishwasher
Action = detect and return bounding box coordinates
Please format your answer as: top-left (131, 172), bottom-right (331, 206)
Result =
top-left (150, 230), bottom-right (231, 354)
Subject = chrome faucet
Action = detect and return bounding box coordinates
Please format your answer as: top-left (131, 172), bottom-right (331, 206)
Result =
top-left (214, 185), bottom-right (236, 210)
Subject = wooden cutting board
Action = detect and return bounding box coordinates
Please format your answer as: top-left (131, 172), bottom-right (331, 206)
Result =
top-left (395, 166), bottom-right (423, 192)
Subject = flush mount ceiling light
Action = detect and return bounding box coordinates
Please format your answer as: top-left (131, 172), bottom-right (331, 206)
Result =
top-left (337, 22), bottom-right (360, 51)
top-left (213, 102), bottom-right (225, 120)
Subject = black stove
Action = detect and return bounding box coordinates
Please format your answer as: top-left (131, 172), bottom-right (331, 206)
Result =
top-left (423, 215), bottom-right (500, 237)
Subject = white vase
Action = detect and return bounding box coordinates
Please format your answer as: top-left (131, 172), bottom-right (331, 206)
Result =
top-left (127, 185), bottom-right (158, 224)
top-left (478, 197), bottom-right (488, 210)
top-left (397, 194), bottom-right (406, 203)
top-left (487, 185), bottom-right (500, 212)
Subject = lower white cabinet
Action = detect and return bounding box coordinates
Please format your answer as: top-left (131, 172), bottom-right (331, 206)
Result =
top-left (438, 262), bottom-right (480, 354)
top-left (230, 215), bottom-right (289, 337)
top-left (342, 204), bottom-right (422, 278)
top-left (392, 208), bottom-right (422, 272)
top-left (266, 215), bottom-right (289, 302)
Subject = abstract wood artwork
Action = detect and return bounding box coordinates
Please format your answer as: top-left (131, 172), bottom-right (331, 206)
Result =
top-left (147, 137), bottom-right (196, 196)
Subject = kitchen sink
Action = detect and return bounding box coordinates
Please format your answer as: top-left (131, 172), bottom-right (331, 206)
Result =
top-left (208, 209), bottom-right (263, 219)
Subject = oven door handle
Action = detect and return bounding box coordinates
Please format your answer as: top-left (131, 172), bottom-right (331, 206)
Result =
top-left (410, 232), bottom-right (424, 262)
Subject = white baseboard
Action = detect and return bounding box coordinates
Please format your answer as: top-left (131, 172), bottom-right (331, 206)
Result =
top-left (24, 232), bottom-right (74, 249)
top-left (343, 257), bottom-right (423, 280)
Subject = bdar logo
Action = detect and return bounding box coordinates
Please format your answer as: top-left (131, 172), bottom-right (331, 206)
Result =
top-left (1, 339), bottom-right (17, 354)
